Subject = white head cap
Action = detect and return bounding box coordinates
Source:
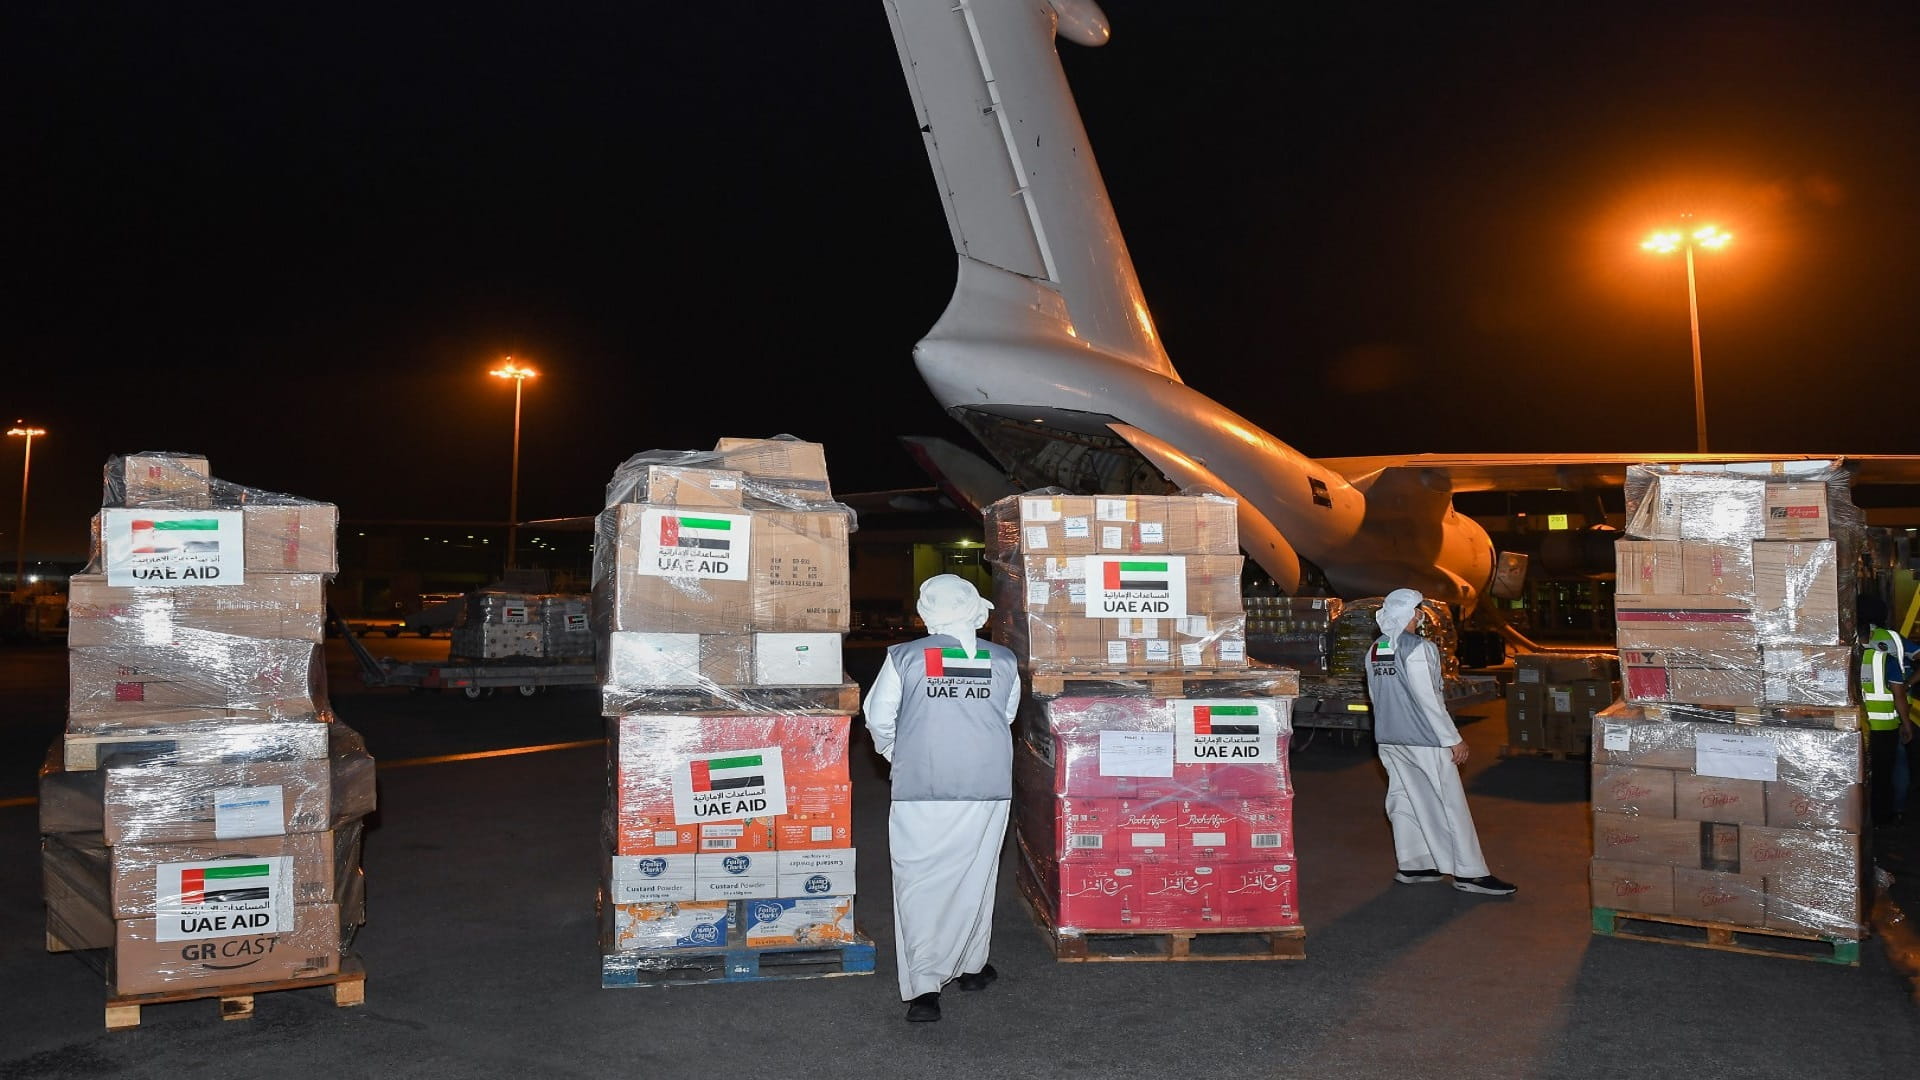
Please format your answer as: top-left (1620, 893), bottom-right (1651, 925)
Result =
top-left (1375, 588), bottom-right (1424, 637)
top-left (918, 574), bottom-right (994, 657)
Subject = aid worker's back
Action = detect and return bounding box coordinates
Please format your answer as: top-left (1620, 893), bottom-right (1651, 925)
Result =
top-left (883, 636), bottom-right (1021, 800)
top-left (1366, 630), bottom-right (1448, 747)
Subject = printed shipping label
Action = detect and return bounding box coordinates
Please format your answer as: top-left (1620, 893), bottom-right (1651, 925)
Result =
top-left (1098, 730), bottom-right (1175, 777)
top-left (1176, 700), bottom-right (1284, 762)
top-left (1695, 732), bottom-right (1779, 782)
top-left (1602, 724), bottom-right (1632, 752)
top-left (1021, 498), bottom-right (1062, 522)
top-left (637, 508), bottom-right (752, 581)
top-left (1145, 640), bottom-right (1171, 662)
top-left (1063, 516), bottom-right (1090, 539)
top-left (671, 746), bottom-right (789, 824)
top-left (1023, 526), bottom-right (1050, 550)
top-left (1084, 555), bottom-right (1189, 619)
top-left (102, 509), bottom-right (246, 587)
top-left (1141, 523), bottom-right (1164, 544)
top-left (1027, 579), bottom-right (1050, 606)
top-left (1102, 526), bottom-right (1123, 548)
top-left (1106, 641), bottom-right (1128, 666)
top-left (155, 855), bottom-right (293, 942)
top-left (1096, 498), bottom-right (1132, 521)
top-left (213, 785), bottom-right (286, 839)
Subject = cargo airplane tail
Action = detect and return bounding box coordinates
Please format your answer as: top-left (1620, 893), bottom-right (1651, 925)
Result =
top-left (882, 0), bottom-right (1920, 612)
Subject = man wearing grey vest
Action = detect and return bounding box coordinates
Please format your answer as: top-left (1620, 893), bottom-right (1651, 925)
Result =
top-left (863, 574), bottom-right (1022, 1022)
top-left (1366, 589), bottom-right (1516, 896)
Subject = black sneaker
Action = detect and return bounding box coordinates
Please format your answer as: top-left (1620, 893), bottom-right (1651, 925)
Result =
top-left (1453, 875), bottom-right (1518, 896)
top-left (956, 964), bottom-right (998, 991)
top-left (1394, 868), bottom-right (1446, 885)
top-left (905, 992), bottom-right (942, 1022)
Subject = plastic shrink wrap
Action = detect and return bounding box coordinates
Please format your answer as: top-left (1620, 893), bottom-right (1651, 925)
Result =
top-left (595, 438), bottom-right (862, 969)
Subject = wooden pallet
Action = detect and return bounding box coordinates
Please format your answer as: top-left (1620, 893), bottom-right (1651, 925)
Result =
top-left (601, 933), bottom-right (877, 988)
top-left (103, 956), bottom-right (366, 1031)
top-left (1498, 744), bottom-right (1588, 762)
top-left (1017, 873), bottom-right (1304, 962)
top-left (600, 681), bottom-right (861, 717)
top-left (1029, 667), bottom-right (1300, 700)
top-left (1591, 908), bottom-right (1860, 966)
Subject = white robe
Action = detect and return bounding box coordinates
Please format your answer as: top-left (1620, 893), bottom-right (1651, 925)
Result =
top-left (1378, 742), bottom-right (1489, 880)
top-left (889, 800), bottom-right (1010, 999)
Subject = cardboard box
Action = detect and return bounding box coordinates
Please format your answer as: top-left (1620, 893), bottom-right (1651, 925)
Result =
top-left (711, 437), bottom-right (833, 502)
top-left (1135, 860), bottom-right (1226, 927)
top-left (113, 454), bottom-right (212, 509)
top-left (608, 900), bottom-right (731, 951)
top-left (1671, 867), bottom-right (1765, 926)
top-left (69, 639), bottom-right (324, 728)
top-left (640, 465), bottom-right (746, 509)
top-left (1613, 594), bottom-right (1756, 653)
top-left (1591, 812), bottom-right (1733, 869)
top-left (1571, 679), bottom-right (1616, 717)
top-left (601, 632), bottom-right (752, 691)
top-left (102, 758), bottom-right (331, 845)
top-left (753, 633), bottom-right (843, 686)
top-left (1627, 474), bottom-right (1767, 541)
top-left (110, 830), bottom-right (334, 918)
top-left (609, 853), bottom-right (698, 903)
top-left (1752, 541), bottom-right (1842, 645)
top-left (1506, 701), bottom-right (1546, 750)
top-left (112, 902), bottom-right (339, 996)
top-left (1093, 496), bottom-right (1178, 554)
top-left (1762, 645), bottom-right (1855, 706)
top-left (1681, 541), bottom-right (1754, 598)
top-left (43, 836), bottom-right (116, 951)
top-left (694, 851), bottom-right (778, 901)
top-left (1765, 778), bottom-right (1864, 833)
top-left (1017, 495), bottom-right (1097, 554)
top-left (611, 812), bottom-right (700, 857)
top-left (1510, 682), bottom-right (1548, 714)
top-left (1738, 825), bottom-right (1859, 882)
top-left (1619, 649), bottom-right (1764, 708)
top-left (1544, 716), bottom-right (1582, 753)
top-left (1590, 765), bottom-right (1677, 818)
top-left (239, 504), bottom-right (339, 574)
top-left (1763, 482), bottom-right (1830, 540)
top-left (1591, 706), bottom-right (1864, 782)
top-left (773, 848), bottom-right (857, 897)
top-left (741, 896), bottom-right (857, 948)
top-left (594, 504), bottom-right (754, 633)
top-left (1212, 860), bottom-right (1300, 928)
top-left (773, 804), bottom-right (853, 850)
top-left (1183, 496), bottom-right (1241, 555)
top-left (1546, 684), bottom-right (1575, 717)
top-left (1054, 860), bottom-right (1143, 930)
top-left (1615, 540), bottom-right (1684, 595)
top-left (66, 573), bottom-right (327, 646)
top-left (1673, 775), bottom-right (1766, 826)
top-left (1590, 859), bottom-right (1675, 915)
top-left (749, 510), bottom-right (850, 632)
top-left (61, 720), bottom-right (330, 772)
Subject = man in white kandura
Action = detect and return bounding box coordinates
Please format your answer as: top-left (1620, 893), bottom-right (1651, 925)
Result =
top-left (862, 574), bottom-right (1021, 1023)
top-left (1364, 588), bottom-right (1517, 896)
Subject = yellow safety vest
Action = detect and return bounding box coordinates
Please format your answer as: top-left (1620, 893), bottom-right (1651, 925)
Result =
top-left (1861, 628), bottom-right (1904, 731)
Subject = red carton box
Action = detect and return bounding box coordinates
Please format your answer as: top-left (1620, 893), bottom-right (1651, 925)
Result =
top-left (1220, 860), bottom-right (1301, 927)
top-left (1054, 860), bottom-right (1143, 931)
top-left (1136, 860), bottom-right (1226, 928)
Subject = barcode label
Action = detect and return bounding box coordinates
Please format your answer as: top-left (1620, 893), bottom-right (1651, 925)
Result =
top-left (1070, 834), bottom-right (1104, 849)
top-left (1250, 832), bottom-right (1282, 848)
top-left (701, 838), bottom-right (737, 850)
top-left (300, 955), bottom-right (329, 971)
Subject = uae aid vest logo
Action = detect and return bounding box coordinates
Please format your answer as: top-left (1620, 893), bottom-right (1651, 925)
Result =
top-left (639, 508), bottom-right (751, 580)
top-left (1084, 555), bottom-right (1188, 618)
top-left (672, 747), bottom-right (788, 824)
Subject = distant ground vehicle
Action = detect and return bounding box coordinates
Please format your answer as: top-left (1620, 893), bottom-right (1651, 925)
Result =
top-left (330, 608), bottom-right (595, 698)
top-left (379, 594), bottom-right (464, 638)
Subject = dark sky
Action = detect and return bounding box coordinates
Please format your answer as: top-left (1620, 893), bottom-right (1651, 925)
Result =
top-left (9, 4), bottom-right (1920, 557)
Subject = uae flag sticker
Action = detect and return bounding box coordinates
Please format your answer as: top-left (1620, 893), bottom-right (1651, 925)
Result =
top-left (181, 862), bottom-right (273, 904)
top-left (1103, 560), bottom-right (1169, 591)
top-left (659, 515), bottom-right (734, 552)
top-left (925, 647), bottom-right (992, 680)
top-left (689, 753), bottom-right (765, 792)
top-left (1193, 704), bottom-right (1262, 735)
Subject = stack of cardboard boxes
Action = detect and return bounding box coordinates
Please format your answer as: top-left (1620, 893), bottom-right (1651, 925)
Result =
top-left (1504, 654), bottom-right (1618, 754)
top-left (593, 438), bottom-right (865, 974)
top-left (40, 452), bottom-right (375, 998)
top-left (1589, 461), bottom-right (1866, 939)
top-left (448, 590), bottom-right (594, 661)
top-left (1244, 596), bottom-right (1339, 676)
top-left (986, 491), bottom-right (1303, 938)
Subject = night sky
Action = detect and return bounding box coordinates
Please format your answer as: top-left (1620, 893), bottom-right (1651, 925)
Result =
top-left (10, 4), bottom-right (1920, 558)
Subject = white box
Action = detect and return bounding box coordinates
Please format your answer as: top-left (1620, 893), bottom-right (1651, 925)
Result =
top-left (753, 633), bottom-right (843, 685)
top-left (741, 896), bottom-right (857, 948)
top-left (604, 632), bottom-right (702, 688)
top-left (610, 854), bottom-right (698, 903)
top-left (694, 851), bottom-right (778, 901)
top-left (774, 848), bottom-right (857, 897)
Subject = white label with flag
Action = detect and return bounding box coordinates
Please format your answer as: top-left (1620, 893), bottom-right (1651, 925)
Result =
top-left (213, 785), bottom-right (285, 839)
top-left (1084, 555), bottom-right (1188, 618)
top-left (638, 508), bottom-right (752, 581)
top-left (672, 746), bottom-right (788, 824)
top-left (501, 604), bottom-right (530, 624)
top-left (102, 509), bottom-right (245, 587)
top-left (1176, 699), bottom-right (1285, 762)
top-left (155, 855), bottom-right (293, 941)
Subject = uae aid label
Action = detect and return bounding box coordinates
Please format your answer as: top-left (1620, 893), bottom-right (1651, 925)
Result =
top-left (1084, 555), bottom-right (1187, 618)
top-left (155, 856), bottom-right (293, 941)
top-left (673, 746), bottom-right (788, 823)
top-left (102, 509), bottom-right (246, 587)
top-left (1176, 699), bottom-right (1282, 762)
top-left (639, 508), bottom-right (752, 580)
top-left (922, 647), bottom-right (996, 699)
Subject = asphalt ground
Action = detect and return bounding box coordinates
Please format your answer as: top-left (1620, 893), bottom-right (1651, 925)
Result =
top-left (1, 639), bottom-right (1916, 1079)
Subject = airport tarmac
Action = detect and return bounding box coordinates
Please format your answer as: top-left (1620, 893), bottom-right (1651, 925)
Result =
top-left (1, 640), bottom-right (1915, 1079)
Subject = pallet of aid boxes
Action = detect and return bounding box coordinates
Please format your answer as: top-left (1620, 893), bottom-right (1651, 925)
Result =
top-left (592, 438), bottom-right (874, 986)
top-left (1589, 461), bottom-right (1867, 963)
top-left (40, 452), bottom-right (377, 1026)
top-left (985, 490), bottom-right (1306, 960)
top-left (1504, 653), bottom-right (1618, 757)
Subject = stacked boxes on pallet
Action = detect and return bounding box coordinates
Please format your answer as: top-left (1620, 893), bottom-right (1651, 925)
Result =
top-left (1506, 654), bottom-right (1618, 754)
top-left (1590, 461), bottom-right (1866, 940)
top-left (1245, 597), bottom-right (1339, 676)
top-left (450, 591), bottom-right (594, 661)
top-left (986, 491), bottom-right (1304, 938)
top-left (40, 452), bottom-right (375, 997)
top-left (593, 437), bottom-right (868, 979)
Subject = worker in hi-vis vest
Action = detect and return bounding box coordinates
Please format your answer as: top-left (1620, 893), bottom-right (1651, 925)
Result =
top-left (862, 575), bottom-right (1021, 1023)
top-left (1860, 595), bottom-right (1914, 829)
top-left (1364, 589), bottom-right (1516, 895)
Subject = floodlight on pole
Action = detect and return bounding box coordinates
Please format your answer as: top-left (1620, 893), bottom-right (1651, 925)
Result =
top-left (7, 423), bottom-right (46, 591)
top-left (1641, 222), bottom-right (1731, 453)
top-left (488, 360), bottom-right (538, 570)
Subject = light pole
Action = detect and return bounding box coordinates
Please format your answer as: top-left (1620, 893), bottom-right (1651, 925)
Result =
top-left (488, 360), bottom-right (537, 570)
top-left (1641, 222), bottom-right (1731, 453)
top-left (7, 423), bottom-right (46, 591)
